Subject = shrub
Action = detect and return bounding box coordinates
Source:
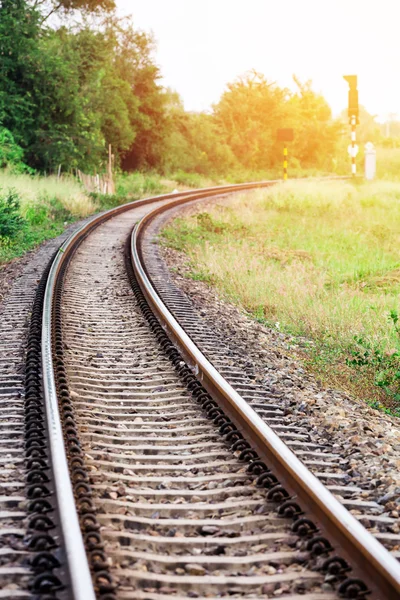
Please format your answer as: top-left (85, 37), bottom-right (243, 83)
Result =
top-left (24, 204), bottom-right (49, 226)
top-left (0, 189), bottom-right (25, 238)
top-left (0, 129), bottom-right (23, 168)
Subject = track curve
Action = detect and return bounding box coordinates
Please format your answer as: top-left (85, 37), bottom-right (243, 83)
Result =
top-left (11, 179), bottom-right (398, 599)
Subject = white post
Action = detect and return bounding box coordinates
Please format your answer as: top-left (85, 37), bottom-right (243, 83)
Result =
top-left (365, 142), bottom-right (376, 180)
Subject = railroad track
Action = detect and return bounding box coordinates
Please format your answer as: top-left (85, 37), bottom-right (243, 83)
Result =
top-left (2, 181), bottom-right (400, 599)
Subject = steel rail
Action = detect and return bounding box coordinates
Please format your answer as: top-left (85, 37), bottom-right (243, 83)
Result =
top-left (131, 196), bottom-right (400, 600)
top-left (40, 179), bottom-right (281, 598)
top-left (42, 243), bottom-right (96, 600)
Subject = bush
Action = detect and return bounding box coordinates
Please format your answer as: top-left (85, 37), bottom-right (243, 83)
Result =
top-left (0, 189), bottom-right (25, 238)
top-left (24, 204), bottom-right (49, 226)
top-left (0, 129), bottom-right (23, 168)
top-left (23, 194), bottom-right (76, 227)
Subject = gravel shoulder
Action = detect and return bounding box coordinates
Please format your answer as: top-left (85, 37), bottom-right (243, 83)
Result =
top-left (160, 224), bottom-right (400, 512)
top-left (0, 221), bottom-right (84, 311)
top-left (0, 251), bottom-right (39, 308)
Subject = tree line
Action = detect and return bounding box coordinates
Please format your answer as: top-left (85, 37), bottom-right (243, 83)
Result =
top-left (0, 0), bottom-right (379, 178)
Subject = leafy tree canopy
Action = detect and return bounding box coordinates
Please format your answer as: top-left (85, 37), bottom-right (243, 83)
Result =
top-left (0, 2), bottom-right (345, 177)
top-left (0, 0), bottom-right (168, 172)
top-left (213, 70), bottom-right (342, 171)
top-left (28, 0), bottom-right (115, 21)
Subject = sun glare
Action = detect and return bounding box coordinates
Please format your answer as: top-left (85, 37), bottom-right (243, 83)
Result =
top-left (117, 0), bottom-right (400, 120)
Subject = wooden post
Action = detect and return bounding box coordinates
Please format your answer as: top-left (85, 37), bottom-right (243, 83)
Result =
top-left (108, 144), bottom-right (115, 195)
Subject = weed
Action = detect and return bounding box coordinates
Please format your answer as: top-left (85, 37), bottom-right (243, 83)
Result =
top-left (186, 268), bottom-right (214, 283)
top-left (347, 311), bottom-right (400, 407)
top-left (0, 189), bottom-right (25, 238)
top-left (366, 399), bottom-right (400, 418)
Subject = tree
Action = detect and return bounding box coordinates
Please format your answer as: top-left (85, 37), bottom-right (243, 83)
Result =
top-left (213, 71), bottom-right (290, 170)
top-left (289, 77), bottom-right (342, 168)
top-left (0, 1), bottom-right (106, 170)
top-left (0, 2), bottom-right (346, 178)
top-left (0, 1), bottom-right (167, 172)
top-left (28, 0), bottom-right (115, 22)
top-left (0, 1), bottom-right (44, 158)
top-left (114, 23), bottom-right (170, 171)
top-left (213, 71), bottom-right (342, 172)
top-left (0, 128), bottom-right (26, 169)
top-left (162, 92), bottom-right (237, 175)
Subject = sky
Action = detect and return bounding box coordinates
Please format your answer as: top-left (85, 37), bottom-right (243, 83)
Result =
top-left (116, 0), bottom-right (400, 121)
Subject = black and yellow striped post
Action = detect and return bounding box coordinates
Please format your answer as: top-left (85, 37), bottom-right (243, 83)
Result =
top-left (277, 129), bottom-right (294, 181)
top-left (343, 75), bottom-right (359, 177)
top-left (283, 146), bottom-right (288, 180)
top-left (350, 115), bottom-right (357, 177)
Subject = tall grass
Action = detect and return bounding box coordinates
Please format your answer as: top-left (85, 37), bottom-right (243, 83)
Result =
top-left (376, 147), bottom-right (400, 180)
top-left (0, 171), bottom-right (96, 218)
top-left (116, 172), bottom-right (168, 198)
top-left (0, 170), bottom-right (173, 265)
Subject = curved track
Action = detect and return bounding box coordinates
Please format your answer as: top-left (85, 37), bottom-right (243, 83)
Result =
top-left (3, 181), bottom-right (400, 599)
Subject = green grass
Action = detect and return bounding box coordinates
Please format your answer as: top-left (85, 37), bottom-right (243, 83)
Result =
top-left (161, 179), bottom-right (400, 415)
top-left (0, 172), bottom-right (93, 264)
top-left (116, 172), bottom-right (168, 198)
top-left (376, 147), bottom-right (400, 180)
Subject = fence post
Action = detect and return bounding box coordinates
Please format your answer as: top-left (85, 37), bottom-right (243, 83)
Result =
top-left (108, 144), bottom-right (115, 195)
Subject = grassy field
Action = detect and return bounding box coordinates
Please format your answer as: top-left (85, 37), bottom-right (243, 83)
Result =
top-left (1, 140), bottom-right (394, 267)
top-left (0, 171), bottom-right (198, 265)
top-left (0, 166), bottom-right (280, 266)
top-left (162, 179), bottom-right (400, 415)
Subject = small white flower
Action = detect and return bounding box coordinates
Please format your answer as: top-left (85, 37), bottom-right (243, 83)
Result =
top-left (275, 322), bottom-right (280, 330)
